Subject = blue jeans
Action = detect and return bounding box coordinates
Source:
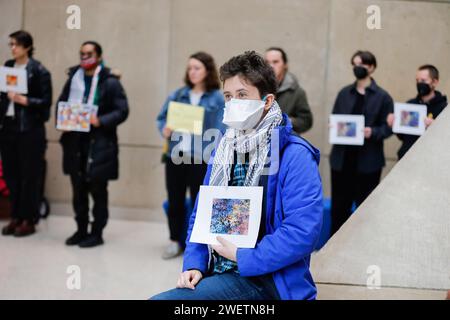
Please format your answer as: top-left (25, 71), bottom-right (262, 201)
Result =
top-left (150, 272), bottom-right (280, 300)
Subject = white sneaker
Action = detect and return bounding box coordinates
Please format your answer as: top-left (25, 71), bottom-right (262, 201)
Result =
top-left (162, 242), bottom-right (183, 260)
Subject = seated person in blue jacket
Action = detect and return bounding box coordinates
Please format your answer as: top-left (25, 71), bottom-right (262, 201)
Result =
top-left (151, 51), bottom-right (323, 300)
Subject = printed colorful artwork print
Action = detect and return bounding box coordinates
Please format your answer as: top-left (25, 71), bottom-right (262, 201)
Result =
top-left (6, 74), bottom-right (18, 86)
top-left (401, 110), bottom-right (420, 128)
top-left (337, 122), bottom-right (357, 137)
top-left (210, 198), bottom-right (250, 235)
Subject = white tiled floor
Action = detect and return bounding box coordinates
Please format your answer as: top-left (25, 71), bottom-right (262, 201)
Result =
top-left (1, 215), bottom-right (445, 300)
top-left (0, 215), bottom-right (182, 300)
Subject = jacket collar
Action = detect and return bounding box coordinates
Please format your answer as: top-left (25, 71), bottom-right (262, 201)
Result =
top-left (5, 58), bottom-right (37, 80)
top-left (68, 65), bottom-right (111, 81)
top-left (277, 72), bottom-right (298, 94)
top-left (351, 78), bottom-right (379, 94)
top-left (179, 86), bottom-right (214, 99)
top-left (275, 113), bottom-right (294, 151)
top-left (6, 57), bottom-right (36, 69)
top-left (417, 90), bottom-right (448, 106)
top-left (274, 113), bottom-right (320, 165)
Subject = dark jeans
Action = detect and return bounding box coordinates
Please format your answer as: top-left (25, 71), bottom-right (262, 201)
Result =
top-left (151, 272), bottom-right (280, 300)
top-left (165, 156), bottom-right (207, 242)
top-left (0, 124), bottom-right (46, 222)
top-left (70, 174), bottom-right (108, 236)
top-left (330, 168), bottom-right (381, 236)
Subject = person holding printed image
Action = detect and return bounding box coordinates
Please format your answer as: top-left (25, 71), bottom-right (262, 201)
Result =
top-left (387, 64), bottom-right (448, 160)
top-left (151, 51), bottom-right (323, 300)
top-left (156, 52), bottom-right (225, 260)
top-left (57, 41), bottom-right (129, 248)
top-left (0, 30), bottom-right (52, 237)
top-left (329, 50), bottom-right (393, 236)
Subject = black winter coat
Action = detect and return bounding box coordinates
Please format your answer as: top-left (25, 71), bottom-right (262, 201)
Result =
top-left (330, 79), bottom-right (394, 174)
top-left (58, 66), bottom-right (129, 181)
top-left (396, 91), bottom-right (447, 159)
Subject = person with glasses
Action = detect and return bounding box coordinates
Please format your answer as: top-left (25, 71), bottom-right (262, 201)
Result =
top-left (57, 41), bottom-right (129, 248)
top-left (0, 30), bottom-right (52, 237)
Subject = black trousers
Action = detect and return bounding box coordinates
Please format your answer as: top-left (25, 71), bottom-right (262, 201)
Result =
top-left (330, 168), bottom-right (381, 236)
top-left (70, 174), bottom-right (108, 236)
top-left (0, 124), bottom-right (46, 222)
top-left (165, 157), bottom-right (207, 242)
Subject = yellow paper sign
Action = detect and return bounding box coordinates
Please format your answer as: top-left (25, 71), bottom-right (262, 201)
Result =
top-left (166, 101), bottom-right (205, 135)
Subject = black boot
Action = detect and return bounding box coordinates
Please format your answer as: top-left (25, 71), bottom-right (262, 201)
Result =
top-left (66, 223), bottom-right (88, 246)
top-left (78, 234), bottom-right (104, 248)
top-left (65, 230), bottom-right (88, 246)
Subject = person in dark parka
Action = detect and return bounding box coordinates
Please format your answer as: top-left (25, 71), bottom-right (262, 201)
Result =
top-left (58, 41), bottom-right (129, 248)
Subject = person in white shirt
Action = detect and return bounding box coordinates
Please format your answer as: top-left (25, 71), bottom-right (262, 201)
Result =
top-left (0, 30), bottom-right (52, 237)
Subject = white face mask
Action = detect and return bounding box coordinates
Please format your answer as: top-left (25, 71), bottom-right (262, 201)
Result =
top-left (223, 98), bottom-right (266, 130)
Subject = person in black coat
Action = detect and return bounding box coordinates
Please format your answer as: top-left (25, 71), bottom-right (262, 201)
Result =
top-left (387, 64), bottom-right (448, 160)
top-left (58, 41), bottom-right (129, 248)
top-left (329, 50), bottom-right (393, 236)
top-left (0, 31), bottom-right (52, 237)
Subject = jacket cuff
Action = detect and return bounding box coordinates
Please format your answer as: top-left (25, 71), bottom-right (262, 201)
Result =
top-left (236, 248), bottom-right (254, 276)
top-left (27, 97), bottom-right (39, 107)
top-left (182, 262), bottom-right (207, 274)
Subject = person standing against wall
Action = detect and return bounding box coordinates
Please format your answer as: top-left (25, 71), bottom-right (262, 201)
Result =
top-left (387, 65), bottom-right (447, 160)
top-left (330, 50), bottom-right (393, 236)
top-left (265, 47), bottom-right (313, 134)
top-left (58, 41), bottom-right (129, 248)
top-left (157, 52), bottom-right (225, 259)
top-left (0, 30), bottom-right (52, 237)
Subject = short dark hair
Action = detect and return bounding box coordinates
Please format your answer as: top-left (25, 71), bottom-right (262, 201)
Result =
top-left (81, 41), bottom-right (103, 57)
top-left (220, 51), bottom-right (277, 98)
top-left (418, 64), bottom-right (439, 80)
top-left (266, 47), bottom-right (288, 64)
top-left (351, 50), bottom-right (377, 68)
top-left (9, 30), bottom-right (34, 57)
top-left (184, 52), bottom-right (220, 92)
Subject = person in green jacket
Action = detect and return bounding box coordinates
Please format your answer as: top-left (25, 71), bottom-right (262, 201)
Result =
top-left (265, 47), bottom-right (313, 134)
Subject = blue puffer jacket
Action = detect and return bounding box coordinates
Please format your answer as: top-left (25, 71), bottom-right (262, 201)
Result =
top-left (183, 114), bottom-right (323, 300)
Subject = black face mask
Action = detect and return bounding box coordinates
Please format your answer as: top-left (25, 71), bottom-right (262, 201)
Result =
top-left (353, 66), bottom-right (368, 80)
top-left (417, 82), bottom-right (432, 97)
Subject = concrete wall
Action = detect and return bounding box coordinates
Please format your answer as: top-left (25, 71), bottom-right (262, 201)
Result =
top-left (0, 0), bottom-right (23, 64)
top-left (311, 107), bottom-right (450, 296)
top-left (1, 0), bottom-right (449, 220)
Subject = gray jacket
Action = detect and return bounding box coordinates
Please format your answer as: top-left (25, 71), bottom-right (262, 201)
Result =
top-left (276, 72), bottom-right (313, 134)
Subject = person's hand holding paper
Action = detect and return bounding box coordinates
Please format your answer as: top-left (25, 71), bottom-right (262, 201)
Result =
top-left (7, 91), bottom-right (28, 106)
top-left (190, 186), bottom-right (263, 249)
top-left (211, 236), bottom-right (238, 262)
